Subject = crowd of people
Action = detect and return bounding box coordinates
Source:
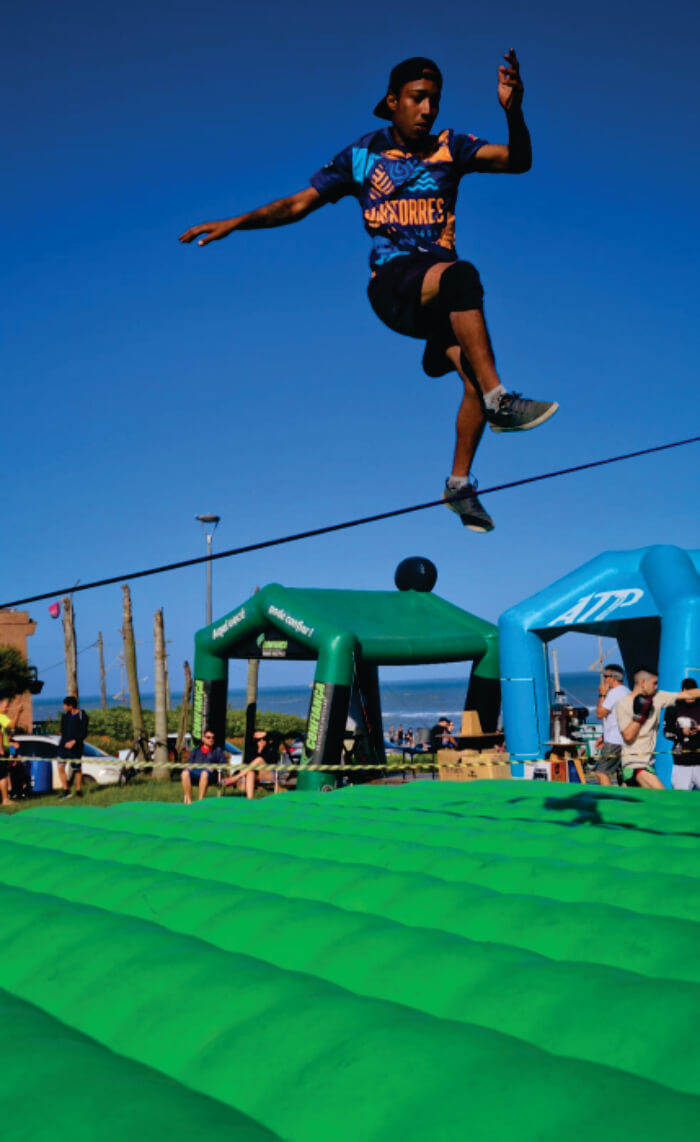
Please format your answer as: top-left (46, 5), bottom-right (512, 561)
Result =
top-left (385, 666), bottom-right (700, 793)
top-left (2, 665), bottom-right (699, 806)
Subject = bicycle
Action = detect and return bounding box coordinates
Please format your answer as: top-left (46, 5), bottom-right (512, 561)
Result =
top-left (118, 734), bottom-right (156, 785)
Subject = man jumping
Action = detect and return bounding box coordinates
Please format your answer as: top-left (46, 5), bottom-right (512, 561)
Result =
top-left (180, 51), bottom-right (557, 532)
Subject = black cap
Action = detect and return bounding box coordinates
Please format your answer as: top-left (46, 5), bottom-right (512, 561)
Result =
top-left (373, 57), bottom-right (443, 121)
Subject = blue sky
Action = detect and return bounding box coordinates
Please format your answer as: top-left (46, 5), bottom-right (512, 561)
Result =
top-left (4, 0), bottom-right (699, 700)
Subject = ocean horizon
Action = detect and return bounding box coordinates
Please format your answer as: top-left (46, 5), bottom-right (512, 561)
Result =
top-left (33, 671), bottom-right (600, 730)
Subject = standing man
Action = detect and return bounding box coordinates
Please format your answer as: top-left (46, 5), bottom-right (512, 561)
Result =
top-left (0, 697), bottom-right (24, 808)
top-left (616, 670), bottom-right (700, 789)
top-left (664, 678), bottom-right (700, 791)
top-left (181, 729), bottom-right (228, 804)
top-left (57, 695), bottom-right (89, 800)
top-left (594, 664), bottom-right (629, 786)
top-left (180, 51), bottom-right (557, 533)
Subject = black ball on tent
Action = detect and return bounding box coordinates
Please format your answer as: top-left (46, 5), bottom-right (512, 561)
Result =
top-left (394, 557), bottom-right (438, 592)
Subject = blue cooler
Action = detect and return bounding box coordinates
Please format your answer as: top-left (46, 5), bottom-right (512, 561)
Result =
top-left (29, 759), bottom-right (52, 794)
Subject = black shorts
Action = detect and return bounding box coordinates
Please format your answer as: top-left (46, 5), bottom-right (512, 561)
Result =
top-left (58, 755), bottom-right (82, 771)
top-left (0, 760), bottom-right (9, 780)
top-left (367, 253), bottom-right (461, 375)
top-left (367, 252), bottom-right (455, 340)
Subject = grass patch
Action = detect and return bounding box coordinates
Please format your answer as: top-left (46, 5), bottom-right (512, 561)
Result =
top-left (0, 777), bottom-right (271, 814)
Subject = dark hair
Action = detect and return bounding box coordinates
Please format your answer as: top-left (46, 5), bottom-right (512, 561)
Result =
top-left (681, 678), bottom-right (697, 690)
top-left (63, 696), bottom-right (78, 708)
top-left (604, 664), bottom-right (625, 681)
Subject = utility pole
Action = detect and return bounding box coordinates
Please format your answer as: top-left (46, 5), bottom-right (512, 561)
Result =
top-left (121, 585), bottom-right (146, 761)
top-left (153, 609), bottom-right (169, 780)
top-left (176, 661), bottom-right (193, 758)
top-left (97, 631), bottom-right (107, 710)
top-left (195, 514), bottom-right (220, 625)
top-left (62, 595), bottom-right (78, 700)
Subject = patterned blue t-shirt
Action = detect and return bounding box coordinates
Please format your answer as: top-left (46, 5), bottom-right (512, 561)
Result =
top-left (310, 126), bottom-right (487, 271)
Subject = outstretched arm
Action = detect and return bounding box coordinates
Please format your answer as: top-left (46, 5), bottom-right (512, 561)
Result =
top-left (179, 186), bottom-right (323, 247)
top-left (472, 49), bottom-right (532, 174)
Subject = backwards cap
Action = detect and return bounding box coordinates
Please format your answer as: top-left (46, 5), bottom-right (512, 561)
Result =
top-left (373, 57), bottom-right (443, 120)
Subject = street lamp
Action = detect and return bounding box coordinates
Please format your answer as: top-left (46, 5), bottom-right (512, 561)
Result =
top-left (195, 514), bottom-right (221, 625)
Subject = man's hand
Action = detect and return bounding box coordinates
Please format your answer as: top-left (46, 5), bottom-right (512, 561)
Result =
top-left (498, 48), bottom-right (524, 113)
top-left (179, 220), bottom-right (237, 247)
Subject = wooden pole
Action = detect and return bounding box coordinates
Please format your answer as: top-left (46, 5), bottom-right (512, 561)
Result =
top-left (97, 631), bottom-right (107, 711)
top-left (244, 657), bottom-right (259, 764)
top-left (244, 587), bottom-right (260, 764)
top-left (153, 609), bottom-right (169, 780)
top-left (176, 660), bottom-right (192, 757)
top-left (62, 596), bottom-right (78, 700)
top-left (121, 585), bottom-right (146, 761)
top-left (164, 646), bottom-right (172, 712)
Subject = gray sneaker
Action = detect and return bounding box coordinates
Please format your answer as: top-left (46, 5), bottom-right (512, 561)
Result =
top-left (486, 392), bottom-right (558, 433)
top-left (443, 479), bottom-right (494, 532)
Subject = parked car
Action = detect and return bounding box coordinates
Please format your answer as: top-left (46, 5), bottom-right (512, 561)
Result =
top-left (12, 734), bottom-right (121, 787)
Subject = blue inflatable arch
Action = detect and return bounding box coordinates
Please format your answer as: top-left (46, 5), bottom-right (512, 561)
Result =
top-left (499, 545), bottom-right (700, 785)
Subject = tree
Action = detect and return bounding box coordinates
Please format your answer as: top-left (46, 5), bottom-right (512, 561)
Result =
top-left (0, 645), bottom-right (36, 699)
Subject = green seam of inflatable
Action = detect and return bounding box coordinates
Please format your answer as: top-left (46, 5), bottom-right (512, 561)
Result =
top-left (0, 835), bottom-right (698, 1095)
top-left (0, 883), bottom-right (699, 1141)
top-left (4, 809), bottom-right (700, 983)
top-left (0, 987), bottom-right (281, 1141)
top-left (1, 783), bottom-right (698, 1140)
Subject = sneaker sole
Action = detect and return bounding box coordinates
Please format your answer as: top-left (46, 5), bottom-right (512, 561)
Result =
top-left (489, 402), bottom-right (559, 433)
top-left (443, 495), bottom-right (494, 533)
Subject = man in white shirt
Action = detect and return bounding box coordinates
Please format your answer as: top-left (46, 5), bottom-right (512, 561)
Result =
top-left (594, 664), bottom-right (629, 786)
top-left (616, 669), bottom-right (700, 789)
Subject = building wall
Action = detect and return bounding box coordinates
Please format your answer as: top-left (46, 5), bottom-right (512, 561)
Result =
top-left (0, 610), bottom-right (37, 731)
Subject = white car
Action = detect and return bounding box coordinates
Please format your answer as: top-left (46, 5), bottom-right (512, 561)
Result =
top-left (13, 734), bottom-right (121, 788)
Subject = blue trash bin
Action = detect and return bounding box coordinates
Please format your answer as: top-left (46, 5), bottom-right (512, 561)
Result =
top-left (29, 759), bottom-right (52, 794)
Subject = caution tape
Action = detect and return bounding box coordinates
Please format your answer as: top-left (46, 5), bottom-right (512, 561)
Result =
top-left (14, 756), bottom-right (505, 773)
top-left (12, 752), bottom-right (681, 775)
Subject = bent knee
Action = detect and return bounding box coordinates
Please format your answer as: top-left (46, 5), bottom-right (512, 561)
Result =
top-left (439, 261), bottom-right (484, 314)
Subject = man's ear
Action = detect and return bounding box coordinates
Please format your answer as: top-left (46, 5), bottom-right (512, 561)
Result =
top-left (386, 91), bottom-right (398, 115)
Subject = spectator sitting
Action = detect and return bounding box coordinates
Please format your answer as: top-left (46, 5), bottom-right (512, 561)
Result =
top-left (396, 724), bottom-right (405, 745)
top-left (181, 729), bottom-right (227, 804)
top-left (430, 716), bottom-right (458, 752)
top-left (221, 729), bottom-right (279, 799)
top-left (444, 720), bottom-right (459, 748)
top-left (404, 728), bottom-right (415, 749)
top-left (664, 678), bottom-right (700, 791)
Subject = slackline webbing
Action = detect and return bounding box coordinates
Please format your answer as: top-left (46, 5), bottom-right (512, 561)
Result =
top-left (2, 435), bottom-right (697, 608)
